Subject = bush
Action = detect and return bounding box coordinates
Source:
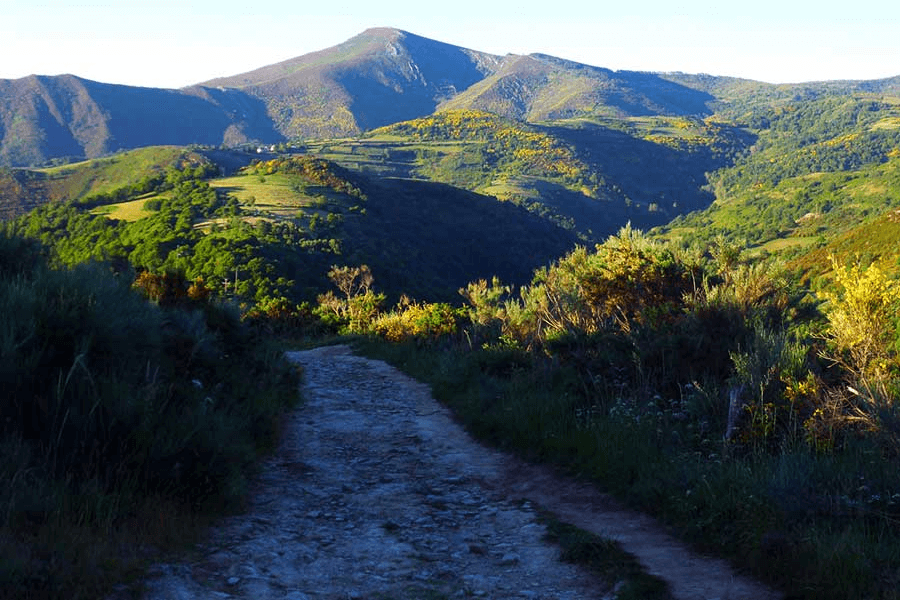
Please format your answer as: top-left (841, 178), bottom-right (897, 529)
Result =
top-left (371, 300), bottom-right (463, 342)
top-left (821, 257), bottom-right (900, 398)
top-left (0, 232), bottom-right (300, 596)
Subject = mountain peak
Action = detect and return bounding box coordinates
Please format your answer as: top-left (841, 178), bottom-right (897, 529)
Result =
top-left (356, 26), bottom-right (406, 39)
top-left (195, 28), bottom-right (503, 137)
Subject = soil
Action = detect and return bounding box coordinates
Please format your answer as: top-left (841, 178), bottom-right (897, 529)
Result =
top-left (137, 345), bottom-right (783, 600)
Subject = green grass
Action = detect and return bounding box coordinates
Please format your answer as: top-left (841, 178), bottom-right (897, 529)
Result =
top-left (38, 146), bottom-right (204, 200)
top-left (208, 172), bottom-right (354, 220)
top-left (755, 236), bottom-right (820, 254)
top-left (210, 173), bottom-right (305, 213)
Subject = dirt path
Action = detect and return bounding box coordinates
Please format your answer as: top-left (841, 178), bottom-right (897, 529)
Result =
top-left (140, 345), bottom-right (782, 600)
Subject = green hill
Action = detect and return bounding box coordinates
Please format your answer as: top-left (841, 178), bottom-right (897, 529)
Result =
top-left (0, 146), bottom-right (216, 219)
top-left (653, 94), bottom-right (900, 253)
top-left (439, 53), bottom-right (717, 120)
top-left (8, 154), bottom-right (578, 303)
top-left (296, 110), bottom-right (749, 240)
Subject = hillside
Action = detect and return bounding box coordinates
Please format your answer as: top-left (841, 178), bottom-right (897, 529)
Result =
top-left (653, 93), bottom-right (900, 260)
top-left (0, 75), bottom-right (279, 166)
top-left (200, 27), bottom-right (503, 138)
top-left (0, 146), bottom-right (217, 220)
top-left (296, 110), bottom-right (749, 240)
top-left (439, 53), bottom-right (717, 121)
top-left (8, 155), bottom-right (578, 302)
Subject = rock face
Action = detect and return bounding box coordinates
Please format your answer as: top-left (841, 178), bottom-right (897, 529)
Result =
top-left (138, 344), bottom-right (783, 600)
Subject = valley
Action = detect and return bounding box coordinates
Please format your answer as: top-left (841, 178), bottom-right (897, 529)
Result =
top-left (3, 27), bottom-right (900, 600)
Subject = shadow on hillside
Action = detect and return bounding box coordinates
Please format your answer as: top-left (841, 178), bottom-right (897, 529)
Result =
top-left (543, 121), bottom-right (756, 221)
top-left (340, 177), bottom-right (580, 301)
top-left (607, 70), bottom-right (718, 116)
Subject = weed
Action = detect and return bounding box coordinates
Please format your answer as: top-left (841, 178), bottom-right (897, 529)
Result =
top-left (538, 509), bottom-right (672, 600)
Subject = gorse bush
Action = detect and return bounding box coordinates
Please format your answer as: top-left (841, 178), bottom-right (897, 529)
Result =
top-left (315, 264), bottom-right (386, 333)
top-left (822, 257), bottom-right (900, 397)
top-left (370, 299), bottom-right (463, 342)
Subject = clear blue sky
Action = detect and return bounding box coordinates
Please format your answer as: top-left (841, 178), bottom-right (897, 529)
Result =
top-left (1, 0), bottom-right (897, 88)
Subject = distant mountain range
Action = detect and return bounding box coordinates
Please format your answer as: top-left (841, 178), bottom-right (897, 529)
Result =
top-left (4, 27), bottom-right (898, 167)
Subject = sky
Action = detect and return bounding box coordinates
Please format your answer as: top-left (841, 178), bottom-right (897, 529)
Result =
top-left (1, 0), bottom-right (898, 89)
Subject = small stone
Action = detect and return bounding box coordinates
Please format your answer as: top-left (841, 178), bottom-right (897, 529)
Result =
top-left (226, 576), bottom-right (241, 586)
top-left (500, 553), bottom-right (520, 566)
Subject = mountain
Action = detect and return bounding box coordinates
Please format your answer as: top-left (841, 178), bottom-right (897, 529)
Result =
top-left (0, 27), bottom-right (768, 167)
top-left (439, 53), bottom-right (717, 121)
top-left (0, 74), bottom-right (281, 166)
top-left (199, 27), bottom-right (503, 138)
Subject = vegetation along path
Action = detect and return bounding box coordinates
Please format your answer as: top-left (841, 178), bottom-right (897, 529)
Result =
top-left (140, 345), bottom-right (782, 600)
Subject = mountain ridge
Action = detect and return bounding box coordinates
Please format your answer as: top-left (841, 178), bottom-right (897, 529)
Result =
top-left (1, 27), bottom-right (899, 168)
top-left (0, 74), bottom-right (281, 166)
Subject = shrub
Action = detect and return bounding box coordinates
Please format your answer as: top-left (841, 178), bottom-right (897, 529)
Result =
top-left (821, 257), bottom-right (900, 399)
top-left (315, 264), bottom-right (386, 333)
top-left (0, 232), bottom-right (300, 596)
top-left (371, 301), bottom-right (462, 342)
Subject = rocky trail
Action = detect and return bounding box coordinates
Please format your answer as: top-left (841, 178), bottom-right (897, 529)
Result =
top-left (139, 345), bottom-right (783, 600)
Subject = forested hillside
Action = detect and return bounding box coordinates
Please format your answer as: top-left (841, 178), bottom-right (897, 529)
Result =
top-left (655, 93), bottom-right (900, 269)
top-left (5, 155), bottom-right (578, 304)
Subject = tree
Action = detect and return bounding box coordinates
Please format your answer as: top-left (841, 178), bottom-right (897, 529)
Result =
top-left (328, 264), bottom-right (374, 301)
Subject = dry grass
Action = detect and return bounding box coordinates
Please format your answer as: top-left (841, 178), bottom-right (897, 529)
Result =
top-left (210, 174), bottom-right (303, 206)
top-left (92, 195), bottom-right (164, 221)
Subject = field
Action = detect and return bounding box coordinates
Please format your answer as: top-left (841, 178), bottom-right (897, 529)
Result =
top-left (91, 194), bottom-right (163, 221)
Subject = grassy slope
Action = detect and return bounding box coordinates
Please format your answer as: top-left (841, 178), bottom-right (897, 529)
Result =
top-left (0, 146), bottom-right (211, 220)
top-left (37, 146), bottom-right (201, 198)
top-left (792, 208), bottom-right (900, 283)
top-left (90, 195), bottom-right (161, 222)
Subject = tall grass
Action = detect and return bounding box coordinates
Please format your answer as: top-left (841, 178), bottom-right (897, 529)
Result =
top-left (0, 233), bottom-right (300, 598)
